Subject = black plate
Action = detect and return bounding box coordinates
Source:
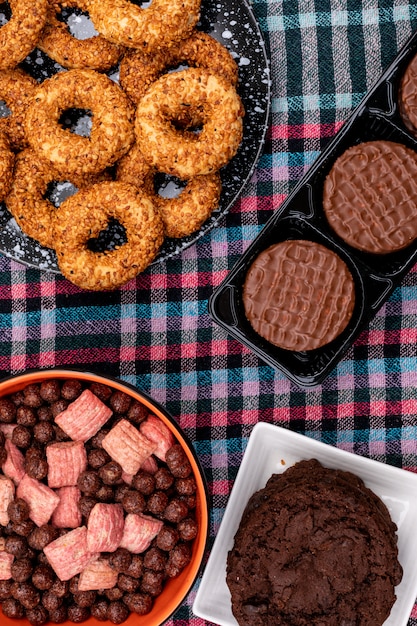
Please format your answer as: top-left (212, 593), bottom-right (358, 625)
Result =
top-left (0, 0), bottom-right (271, 272)
top-left (209, 28), bottom-right (417, 388)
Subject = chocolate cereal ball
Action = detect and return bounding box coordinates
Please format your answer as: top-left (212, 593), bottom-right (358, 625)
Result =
top-left (5, 534), bottom-right (29, 558)
top-left (11, 557), bottom-right (33, 582)
top-left (127, 401), bottom-right (148, 424)
top-left (42, 590), bottom-right (63, 612)
top-left (163, 498), bottom-right (189, 523)
top-left (26, 604), bottom-right (49, 625)
top-left (74, 590), bottom-right (96, 607)
top-left (87, 448), bottom-right (110, 469)
top-left (0, 579), bottom-right (12, 600)
top-left (109, 391), bottom-right (131, 414)
top-left (39, 379), bottom-right (61, 403)
top-left (49, 579), bottom-right (69, 598)
top-left (17, 405), bottom-right (37, 426)
top-left (33, 421), bottom-right (55, 444)
top-left (154, 467), bottom-right (174, 491)
top-left (77, 470), bottom-right (102, 495)
top-left (67, 603), bottom-right (90, 622)
top-left (0, 397), bottom-right (17, 422)
top-left (147, 491), bottom-right (169, 516)
top-left (61, 379), bottom-right (83, 400)
top-left (28, 525), bottom-right (59, 551)
top-left (166, 444), bottom-right (192, 478)
top-left (8, 497), bottom-right (30, 523)
top-left (91, 598), bottom-right (109, 620)
top-left (99, 461), bottom-right (123, 485)
top-left (78, 495), bottom-right (98, 521)
top-left (23, 384), bottom-right (43, 408)
top-left (48, 605), bottom-right (68, 623)
top-left (108, 548), bottom-right (132, 572)
top-left (122, 490), bottom-right (146, 514)
top-left (141, 570), bottom-right (165, 597)
top-left (178, 517), bottom-right (198, 541)
top-left (117, 574), bottom-right (138, 593)
top-left (89, 382), bottom-right (112, 402)
top-left (50, 398), bottom-right (69, 418)
top-left (156, 525), bottom-right (179, 551)
top-left (12, 424), bottom-right (32, 448)
top-left (12, 518), bottom-right (36, 537)
top-left (123, 592), bottom-right (153, 615)
top-left (2, 597), bottom-right (25, 618)
top-left (107, 600), bottom-right (130, 624)
top-left (166, 543), bottom-right (191, 577)
top-left (32, 564), bottom-right (55, 590)
top-left (143, 547), bottom-right (167, 572)
top-left (11, 581), bottom-right (40, 609)
top-left (132, 470), bottom-right (155, 495)
top-left (125, 554), bottom-right (144, 578)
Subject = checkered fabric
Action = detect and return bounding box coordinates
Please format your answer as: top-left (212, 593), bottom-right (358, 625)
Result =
top-left (1, 0), bottom-right (417, 623)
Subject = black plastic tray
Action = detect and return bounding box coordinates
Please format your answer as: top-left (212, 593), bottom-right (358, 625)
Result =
top-left (209, 28), bottom-right (417, 388)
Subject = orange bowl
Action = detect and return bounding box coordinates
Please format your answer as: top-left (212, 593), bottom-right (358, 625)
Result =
top-left (0, 368), bottom-right (209, 626)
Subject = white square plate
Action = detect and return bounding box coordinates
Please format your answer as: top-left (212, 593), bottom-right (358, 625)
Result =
top-left (192, 422), bottom-right (417, 626)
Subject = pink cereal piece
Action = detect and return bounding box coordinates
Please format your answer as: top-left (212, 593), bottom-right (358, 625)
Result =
top-left (16, 474), bottom-right (60, 527)
top-left (139, 414), bottom-right (175, 461)
top-left (46, 441), bottom-right (87, 488)
top-left (102, 419), bottom-right (157, 475)
top-left (0, 551), bottom-right (13, 580)
top-left (2, 439), bottom-right (25, 484)
top-left (55, 389), bottom-right (112, 442)
top-left (122, 455), bottom-right (159, 485)
top-left (52, 487), bottom-right (82, 529)
top-left (44, 526), bottom-right (97, 581)
top-left (87, 503), bottom-right (124, 553)
top-left (121, 471), bottom-right (133, 485)
top-left (141, 455), bottom-right (159, 474)
top-left (0, 424), bottom-right (16, 439)
top-left (0, 475), bottom-right (15, 526)
top-left (78, 558), bottom-right (118, 591)
top-left (119, 513), bottom-right (163, 554)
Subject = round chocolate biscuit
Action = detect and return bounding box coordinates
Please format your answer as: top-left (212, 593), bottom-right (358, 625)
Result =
top-left (323, 140), bottom-right (417, 254)
top-left (227, 459), bottom-right (402, 626)
top-left (242, 239), bottom-right (355, 351)
top-left (400, 52), bottom-right (417, 134)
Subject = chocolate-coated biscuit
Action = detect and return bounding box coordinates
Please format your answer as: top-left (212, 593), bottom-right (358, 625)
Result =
top-left (242, 239), bottom-right (355, 351)
top-left (400, 52), bottom-right (417, 134)
top-left (323, 140), bottom-right (417, 253)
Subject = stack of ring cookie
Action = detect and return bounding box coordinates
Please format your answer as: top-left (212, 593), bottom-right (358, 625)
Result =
top-left (1, 0), bottom-right (244, 291)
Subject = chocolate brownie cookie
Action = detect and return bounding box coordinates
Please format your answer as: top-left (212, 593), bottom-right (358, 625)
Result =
top-left (226, 459), bottom-right (402, 626)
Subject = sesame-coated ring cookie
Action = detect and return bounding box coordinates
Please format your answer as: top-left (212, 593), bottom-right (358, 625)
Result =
top-left (87, 0), bottom-right (201, 51)
top-left (54, 181), bottom-right (164, 290)
top-left (0, 0), bottom-right (48, 70)
top-left (135, 68), bottom-right (244, 179)
top-left (116, 142), bottom-right (222, 239)
top-left (38, 0), bottom-right (123, 71)
top-left (25, 69), bottom-right (135, 176)
top-left (119, 30), bottom-right (239, 106)
top-left (0, 68), bottom-right (38, 151)
top-left (0, 132), bottom-right (15, 202)
top-left (5, 148), bottom-right (111, 249)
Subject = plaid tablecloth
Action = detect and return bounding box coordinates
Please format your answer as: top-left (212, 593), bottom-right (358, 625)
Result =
top-left (1, 0), bottom-right (417, 623)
